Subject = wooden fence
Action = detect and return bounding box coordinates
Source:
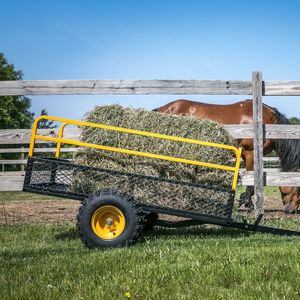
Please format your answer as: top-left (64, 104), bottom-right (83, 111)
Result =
top-left (1, 72), bottom-right (300, 213)
top-left (0, 145), bottom-right (283, 192)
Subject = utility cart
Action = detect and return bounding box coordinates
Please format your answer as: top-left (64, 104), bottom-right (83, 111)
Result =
top-left (23, 116), bottom-right (300, 248)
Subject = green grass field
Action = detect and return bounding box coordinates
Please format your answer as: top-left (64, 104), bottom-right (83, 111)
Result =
top-left (1, 224), bottom-right (300, 300)
top-left (1, 192), bottom-right (300, 300)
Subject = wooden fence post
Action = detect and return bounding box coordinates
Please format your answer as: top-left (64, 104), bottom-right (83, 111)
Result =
top-left (20, 147), bottom-right (25, 171)
top-left (252, 71), bottom-right (264, 218)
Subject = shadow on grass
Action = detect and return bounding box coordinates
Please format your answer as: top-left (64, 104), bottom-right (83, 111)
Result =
top-left (144, 225), bottom-right (251, 239)
top-left (2, 226), bottom-right (297, 262)
top-left (54, 223), bottom-right (255, 241)
top-left (53, 224), bottom-right (251, 242)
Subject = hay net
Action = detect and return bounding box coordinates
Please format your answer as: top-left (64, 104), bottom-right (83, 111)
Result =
top-left (72, 104), bottom-right (237, 218)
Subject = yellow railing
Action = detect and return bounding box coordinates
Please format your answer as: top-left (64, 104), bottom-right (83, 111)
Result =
top-left (28, 116), bottom-right (242, 191)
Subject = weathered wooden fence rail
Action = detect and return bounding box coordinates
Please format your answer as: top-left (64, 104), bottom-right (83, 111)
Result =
top-left (0, 73), bottom-right (299, 213)
top-left (1, 79), bottom-right (300, 96)
top-left (1, 125), bottom-right (300, 143)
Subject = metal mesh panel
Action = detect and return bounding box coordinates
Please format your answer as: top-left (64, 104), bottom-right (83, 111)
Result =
top-left (24, 157), bottom-right (235, 220)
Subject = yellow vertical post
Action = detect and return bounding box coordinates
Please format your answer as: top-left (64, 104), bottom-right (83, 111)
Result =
top-left (28, 117), bottom-right (41, 157)
top-left (231, 147), bottom-right (242, 191)
top-left (55, 123), bottom-right (67, 159)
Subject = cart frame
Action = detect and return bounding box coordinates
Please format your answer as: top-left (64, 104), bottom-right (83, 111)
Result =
top-left (23, 116), bottom-right (300, 237)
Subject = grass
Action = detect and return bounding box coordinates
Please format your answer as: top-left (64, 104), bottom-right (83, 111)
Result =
top-left (1, 191), bottom-right (300, 299)
top-left (1, 224), bottom-right (300, 299)
top-left (235, 186), bottom-right (281, 198)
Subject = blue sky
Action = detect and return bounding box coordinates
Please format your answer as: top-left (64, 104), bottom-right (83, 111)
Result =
top-left (1, 0), bottom-right (300, 119)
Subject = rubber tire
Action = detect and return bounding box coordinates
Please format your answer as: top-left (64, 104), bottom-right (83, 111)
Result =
top-left (77, 190), bottom-right (144, 248)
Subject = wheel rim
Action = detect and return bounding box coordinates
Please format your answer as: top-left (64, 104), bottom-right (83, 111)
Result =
top-left (91, 205), bottom-right (126, 240)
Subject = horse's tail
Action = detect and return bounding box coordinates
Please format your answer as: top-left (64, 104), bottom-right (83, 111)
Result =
top-left (266, 104), bottom-right (300, 171)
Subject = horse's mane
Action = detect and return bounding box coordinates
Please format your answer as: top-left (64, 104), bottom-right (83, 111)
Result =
top-left (265, 104), bottom-right (300, 171)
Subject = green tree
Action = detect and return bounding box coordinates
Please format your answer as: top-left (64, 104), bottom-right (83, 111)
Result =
top-left (0, 53), bottom-right (34, 129)
top-left (38, 108), bottom-right (56, 129)
top-left (289, 117), bottom-right (300, 124)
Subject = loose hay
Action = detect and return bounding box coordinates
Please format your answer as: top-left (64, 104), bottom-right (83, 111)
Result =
top-left (72, 105), bottom-right (237, 217)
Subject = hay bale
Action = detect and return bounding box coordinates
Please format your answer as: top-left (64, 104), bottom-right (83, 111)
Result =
top-left (72, 105), bottom-right (236, 216)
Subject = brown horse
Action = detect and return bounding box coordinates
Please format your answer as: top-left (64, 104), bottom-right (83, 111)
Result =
top-left (154, 99), bottom-right (300, 213)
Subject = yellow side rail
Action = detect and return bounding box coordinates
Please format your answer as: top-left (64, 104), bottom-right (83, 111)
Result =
top-left (28, 115), bottom-right (242, 191)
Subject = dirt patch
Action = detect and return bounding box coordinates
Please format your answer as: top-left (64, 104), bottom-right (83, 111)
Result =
top-left (0, 198), bottom-right (299, 225)
top-left (264, 196), bottom-right (283, 210)
top-left (0, 200), bottom-right (80, 225)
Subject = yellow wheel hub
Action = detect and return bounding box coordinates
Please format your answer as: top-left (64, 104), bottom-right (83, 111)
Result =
top-left (91, 205), bottom-right (126, 240)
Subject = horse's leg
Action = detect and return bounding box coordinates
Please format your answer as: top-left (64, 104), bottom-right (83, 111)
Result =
top-left (239, 150), bottom-right (255, 209)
